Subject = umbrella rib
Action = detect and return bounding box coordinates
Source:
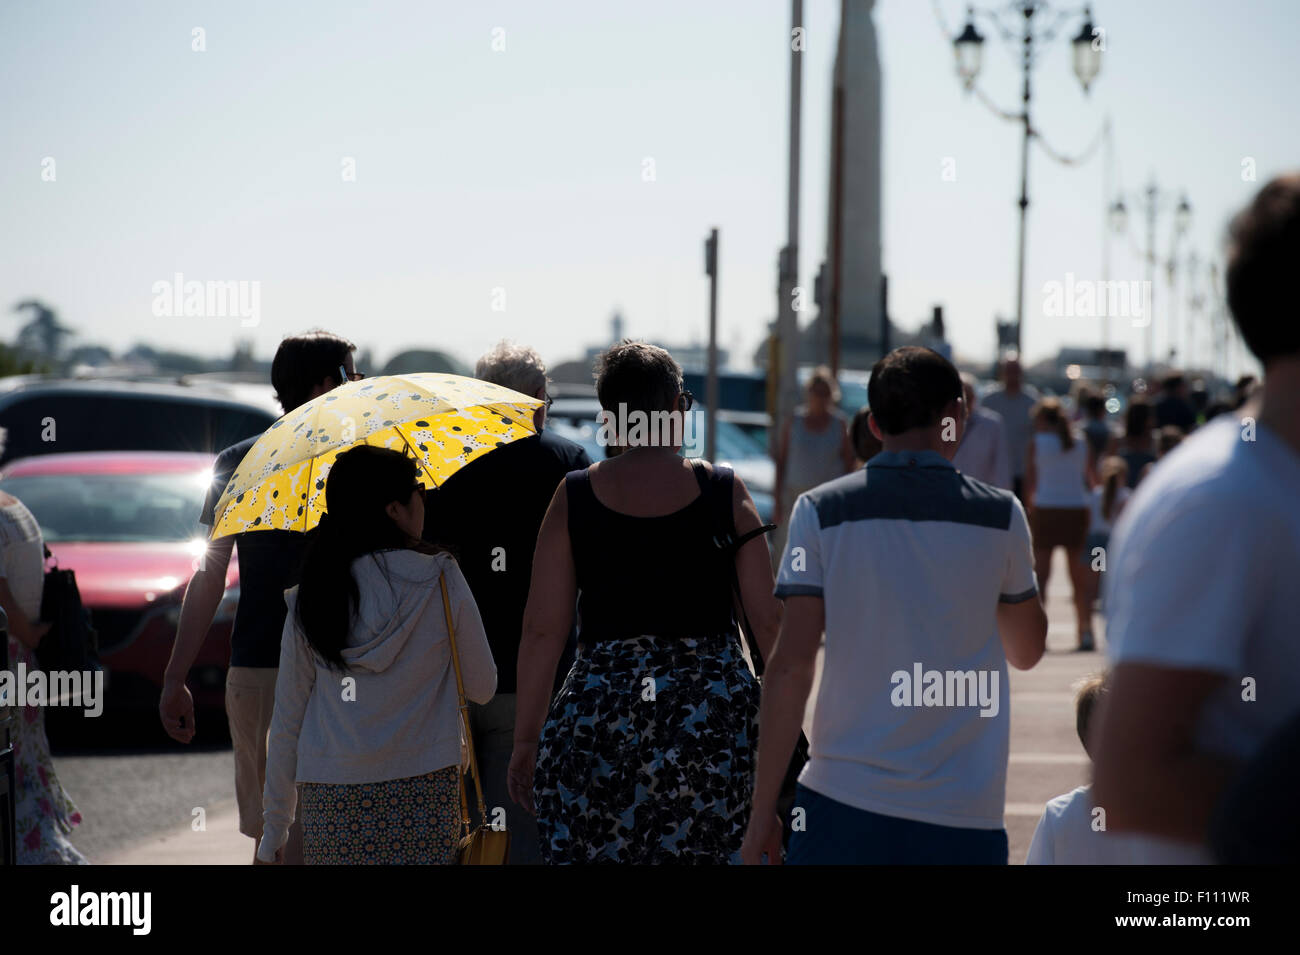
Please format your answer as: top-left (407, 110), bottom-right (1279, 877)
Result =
top-left (394, 427), bottom-right (441, 489)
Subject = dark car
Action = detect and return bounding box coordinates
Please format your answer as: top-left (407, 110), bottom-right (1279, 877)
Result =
top-left (0, 376), bottom-right (278, 466)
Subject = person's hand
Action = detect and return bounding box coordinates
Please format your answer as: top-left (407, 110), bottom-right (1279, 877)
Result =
top-left (740, 812), bottom-right (785, 865)
top-left (506, 741), bottom-right (538, 815)
top-left (159, 679), bottom-right (196, 744)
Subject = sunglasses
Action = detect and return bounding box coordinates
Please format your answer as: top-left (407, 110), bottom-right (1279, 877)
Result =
top-left (338, 364), bottom-right (365, 383)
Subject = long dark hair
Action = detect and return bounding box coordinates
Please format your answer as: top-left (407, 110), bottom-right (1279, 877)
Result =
top-left (296, 445), bottom-right (422, 670)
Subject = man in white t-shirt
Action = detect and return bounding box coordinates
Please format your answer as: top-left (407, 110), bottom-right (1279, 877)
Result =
top-left (981, 355), bottom-right (1040, 501)
top-left (740, 346), bottom-right (1047, 865)
top-left (1092, 174), bottom-right (1300, 857)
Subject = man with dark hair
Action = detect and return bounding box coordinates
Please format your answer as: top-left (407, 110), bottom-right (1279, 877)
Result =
top-left (422, 341), bottom-right (590, 865)
top-left (159, 330), bottom-right (357, 865)
top-left (742, 346), bottom-right (1047, 865)
top-left (1094, 174), bottom-right (1300, 859)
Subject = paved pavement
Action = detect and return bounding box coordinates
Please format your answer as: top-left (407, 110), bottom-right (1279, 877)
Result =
top-left (99, 552), bottom-right (1101, 865)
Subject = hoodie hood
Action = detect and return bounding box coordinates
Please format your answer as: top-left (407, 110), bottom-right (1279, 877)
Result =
top-left (285, 549), bottom-right (449, 675)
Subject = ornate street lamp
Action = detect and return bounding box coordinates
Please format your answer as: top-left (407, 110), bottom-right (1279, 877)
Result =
top-left (947, 2), bottom-right (1104, 357)
top-left (1071, 9), bottom-right (1102, 93)
top-left (953, 10), bottom-right (985, 90)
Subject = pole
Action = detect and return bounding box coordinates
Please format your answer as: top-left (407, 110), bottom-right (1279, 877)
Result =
top-left (775, 0), bottom-right (803, 456)
top-left (1012, 2), bottom-right (1034, 357)
top-left (705, 228), bottom-right (719, 463)
top-left (1145, 179), bottom-right (1157, 373)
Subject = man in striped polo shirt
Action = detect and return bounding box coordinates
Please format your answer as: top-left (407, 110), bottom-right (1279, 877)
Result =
top-left (741, 346), bottom-right (1048, 865)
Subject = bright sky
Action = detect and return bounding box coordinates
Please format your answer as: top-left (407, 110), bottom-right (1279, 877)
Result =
top-left (3, 0), bottom-right (1292, 379)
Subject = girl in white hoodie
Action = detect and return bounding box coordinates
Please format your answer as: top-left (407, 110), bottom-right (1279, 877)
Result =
top-left (258, 445), bottom-right (496, 864)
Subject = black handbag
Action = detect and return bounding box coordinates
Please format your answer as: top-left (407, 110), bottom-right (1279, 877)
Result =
top-left (36, 546), bottom-right (100, 676)
top-left (689, 460), bottom-right (811, 842)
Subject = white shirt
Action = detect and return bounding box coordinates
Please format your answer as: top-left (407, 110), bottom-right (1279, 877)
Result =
top-left (1026, 785), bottom-right (1211, 864)
top-left (775, 451), bottom-right (1038, 830)
top-left (1106, 414), bottom-right (1300, 766)
top-left (1087, 484), bottom-right (1130, 537)
top-left (954, 406), bottom-right (1012, 490)
top-left (1032, 431), bottom-right (1088, 508)
top-left (981, 387), bottom-right (1039, 478)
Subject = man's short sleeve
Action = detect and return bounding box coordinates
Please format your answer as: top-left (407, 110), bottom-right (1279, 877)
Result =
top-left (200, 442), bottom-right (247, 529)
top-left (1104, 488), bottom-right (1265, 674)
top-left (774, 493), bottom-right (824, 599)
top-left (1000, 497), bottom-right (1038, 603)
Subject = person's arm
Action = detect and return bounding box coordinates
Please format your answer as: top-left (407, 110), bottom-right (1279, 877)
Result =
top-left (732, 474), bottom-right (781, 664)
top-left (741, 493), bottom-right (824, 864)
top-left (740, 595), bottom-right (823, 865)
top-left (997, 499), bottom-right (1046, 669)
top-left (1023, 435), bottom-right (1037, 509)
top-left (773, 416), bottom-right (792, 520)
top-left (0, 577), bottom-right (49, 648)
top-left (159, 535), bottom-right (234, 744)
top-left (443, 558), bottom-right (496, 704)
top-left (257, 599), bottom-right (316, 863)
top-left (997, 599), bottom-right (1048, 670)
top-left (507, 479), bottom-right (575, 814)
top-left (1091, 663), bottom-right (1237, 842)
top-left (838, 419), bottom-right (855, 473)
top-left (993, 425), bottom-right (1013, 492)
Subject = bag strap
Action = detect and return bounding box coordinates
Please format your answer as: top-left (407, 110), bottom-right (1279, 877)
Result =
top-left (688, 459), bottom-right (777, 675)
top-left (439, 570), bottom-right (488, 834)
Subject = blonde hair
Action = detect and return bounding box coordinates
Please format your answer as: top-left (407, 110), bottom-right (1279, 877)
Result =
top-left (1073, 671), bottom-right (1108, 754)
top-left (807, 366), bottom-right (841, 404)
top-left (1098, 456), bottom-right (1128, 521)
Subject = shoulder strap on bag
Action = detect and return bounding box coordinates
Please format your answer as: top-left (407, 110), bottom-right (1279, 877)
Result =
top-left (688, 459), bottom-right (777, 674)
top-left (439, 571), bottom-right (487, 834)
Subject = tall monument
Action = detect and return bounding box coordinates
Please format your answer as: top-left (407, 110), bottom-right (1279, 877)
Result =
top-left (802, 0), bottom-right (884, 371)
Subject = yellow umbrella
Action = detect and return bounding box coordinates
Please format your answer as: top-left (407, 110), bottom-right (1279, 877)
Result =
top-left (209, 373), bottom-right (542, 538)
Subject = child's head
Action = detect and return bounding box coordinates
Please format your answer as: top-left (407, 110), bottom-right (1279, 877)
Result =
top-left (1074, 671), bottom-right (1109, 758)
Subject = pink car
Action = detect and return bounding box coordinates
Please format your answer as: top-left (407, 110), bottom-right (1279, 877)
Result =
top-left (0, 451), bottom-right (239, 714)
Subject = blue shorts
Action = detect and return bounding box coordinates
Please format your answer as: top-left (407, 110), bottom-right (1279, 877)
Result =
top-left (786, 784), bottom-right (1008, 865)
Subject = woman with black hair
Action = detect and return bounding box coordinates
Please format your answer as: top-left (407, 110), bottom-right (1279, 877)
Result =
top-left (257, 445), bottom-right (495, 865)
top-left (507, 341), bottom-right (782, 864)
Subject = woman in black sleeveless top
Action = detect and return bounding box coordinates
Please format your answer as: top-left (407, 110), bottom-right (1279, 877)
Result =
top-left (507, 342), bottom-right (782, 863)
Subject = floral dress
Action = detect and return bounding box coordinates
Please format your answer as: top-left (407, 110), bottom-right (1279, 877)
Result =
top-left (1, 498), bottom-right (88, 864)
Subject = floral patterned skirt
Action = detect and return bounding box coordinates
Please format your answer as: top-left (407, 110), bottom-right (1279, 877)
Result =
top-left (533, 633), bottom-right (760, 865)
top-left (7, 637), bottom-right (88, 865)
top-left (299, 765), bottom-right (461, 865)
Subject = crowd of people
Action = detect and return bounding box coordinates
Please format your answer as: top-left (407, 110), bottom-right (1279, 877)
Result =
top-left (7, 175), bottom-right (1296, 866)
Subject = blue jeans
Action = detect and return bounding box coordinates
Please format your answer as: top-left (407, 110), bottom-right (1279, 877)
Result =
top-left (786, 784), bottom-right (1008, 865)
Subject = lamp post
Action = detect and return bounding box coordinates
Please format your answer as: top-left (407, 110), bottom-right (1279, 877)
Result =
top-left (951, 2), bottom-right (1102, 358)
top-left (1109, 179), bottom-right (1191, 372)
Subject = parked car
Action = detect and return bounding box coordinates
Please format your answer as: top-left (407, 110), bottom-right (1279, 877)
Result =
top-left (0, 451), bottom-right (239, 717)
top-left (0, 376), bottom-right (278, 466)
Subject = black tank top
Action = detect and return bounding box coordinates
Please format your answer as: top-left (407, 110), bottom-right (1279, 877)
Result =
top-left (565, 462), bottom-right (736, 644)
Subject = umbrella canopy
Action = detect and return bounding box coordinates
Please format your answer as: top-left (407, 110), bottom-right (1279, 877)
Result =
top-left (209, 373), bottom-right (542, 538)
